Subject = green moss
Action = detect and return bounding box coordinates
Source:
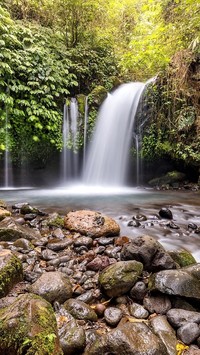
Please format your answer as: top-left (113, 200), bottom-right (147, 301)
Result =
top-left (0, 294), bottom-right (63, 354)
top-left (169, 250), bottom-right (196, 267)
top-left (0, 253), bottom-right (23, 298)
top-left (48, 216), bottom-right (64, 228)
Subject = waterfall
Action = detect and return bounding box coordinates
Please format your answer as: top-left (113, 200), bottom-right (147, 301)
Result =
top-left (83, 96), bottom-right (88, 171)
top-left (83, 82), bottom-right (145, 186)
top-left (4, 107), bottom-right (13, 188)
top-left (60, 98), bottom-right (79, 184)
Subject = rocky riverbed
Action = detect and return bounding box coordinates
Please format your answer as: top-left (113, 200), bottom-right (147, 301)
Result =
top-left (0, 201), bottom-right (200, 354)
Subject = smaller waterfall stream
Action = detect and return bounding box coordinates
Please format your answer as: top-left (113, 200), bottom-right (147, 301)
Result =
top-left (83, 96), bottom-right (88, 171)
top-left (4, 107), bottom-right (13, 188)
top-left (83, 82), bottom-right (145, 186)
top-left (60, 98), bottom-right (79, 184)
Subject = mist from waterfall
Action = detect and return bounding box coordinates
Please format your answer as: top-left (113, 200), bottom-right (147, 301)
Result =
top-left (83, 82), bottom-right (145, 186)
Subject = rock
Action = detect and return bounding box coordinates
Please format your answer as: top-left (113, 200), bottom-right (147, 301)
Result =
top-left (172, 298), bottom-right (196, 311)
top-left (167, 309), bottom-right (200, 328)
top-left (97, 236), bottom-right (115, 245)
top-left (24, 213), bottom-right (37, 221)
top-left (128, 220), bottom-right (141, 227)
top-left (0, 293), bottom-right (62, 355)
top-left (86, 256), bottom-right (111, 271)
top-left (150, 315), bottom-right (177, 355)
top-left (143, 295), bottom-right (172, 315)
top-left (121, 235), bottom-right (176, 272)
top-left (169, 250), bottom-right (196, 267)
top-left (99, 260), bottom-right (143, 297)
top-left (130, 281), bottom-right (147, 301)
top-left (0, 200), bottom-right (7, 209)
top-left (185, 348), bottom-right (200, 355)
top-left (13, 238), bottom-right (33, 250)
top-left (20, 203), bottom-right (44, 215)
top-left (30, 271), bottom-right (72, 304)
top-left (0, 249), bottom-right (23, 297)
top-left (188, 223), bottom-right (198, 230)
top-left (133, 214), bottom-right (147, 222)
top-left (74, 236), bottom-right (93, 248)
top-left (129, 302), bottom-right (149, 319)
top-left (149, 264), bottom-right (200, 299)
top-left (0, 208), bottom-right (11, 221)
top-left (0, 217), bottom-right (41, 241)
top-left (56, 308), bottom-right (86, 355)
top-left (177, 322), bottom-right (200, 345)
top-left (159, 208), bottom-right (173, 219)
top-left (148, 171), bottom-right (186, 187)
top-left (47, 238), bottom-right (73, 251)
top-left (104, 307), bottom-right (123, 326)
top-left (64, 210), bottom-right (120, 238)
top-left (63, 299), bottom-right (97, 321)
top-left (84, 321), bottom-right (165, 354)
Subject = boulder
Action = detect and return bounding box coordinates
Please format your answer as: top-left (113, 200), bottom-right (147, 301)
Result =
top-left (30, 271), bottom-right (72, 304)
top-left (99, 260), bottom-right (143, 297)
top-left (149, 264), bottom-right (200, 299)
top-left (0, 249), bottom-right (23, 298)
top-left (0, 217), bottom-right (41, 241)
top-left (129, 302), bottom-right (149, 319)
top-left (84, 321), bottom-right (165, 354)
top-left (121, 235), bottom-right (176, 272)
top-left (64, 210), bottom-right (120, 238)
top-left (0, 293), bottom-right (63, 355)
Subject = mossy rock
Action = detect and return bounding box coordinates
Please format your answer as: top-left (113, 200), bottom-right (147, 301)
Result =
top-left (0, 249), bottom-right (23, 298)
top-left (99, 260), bottom-right (143, 297)
top-left (169, 250), bottom-right (196, 267)
top-left (0, 293), bottom-right (63, 355)
top-left (88, 86), bottom-right (107, 106)
top-left (148, 170), bottom-right (186, 187)
top-left (0, 208), bottom-right (11, 221)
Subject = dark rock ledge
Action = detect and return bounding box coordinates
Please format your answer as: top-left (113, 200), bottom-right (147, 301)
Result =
top-left (0, 204), bottom-right (200, 354)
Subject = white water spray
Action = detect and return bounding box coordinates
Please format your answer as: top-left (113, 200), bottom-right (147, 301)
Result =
top-left (83, 82), bottom-right (145, 186)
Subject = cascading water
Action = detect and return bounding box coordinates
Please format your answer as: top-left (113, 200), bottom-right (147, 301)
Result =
top-left (83, 82), bottom-right (145, 186)
top-left (83, 96), bottom-right (88, 171)
top-left (4, 107), bottom-right (13, 188)
top-left (60, 98), bottom-right (79, 184)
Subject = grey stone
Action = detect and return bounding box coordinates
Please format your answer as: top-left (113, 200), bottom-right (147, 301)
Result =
top-left (30, 271), bottom-right (72, 304)
top-left (0, 217), bottom-right (41, 241)
top-left (104, 307), bottom-right (123, 326)
top-left (63, 299), bottom-right (97, 321)
top-left (143, 295), bottom-right (171, 315)
top-left (130, 281), bottom-right (147, 300)
top-left (150, 315), bottom-right (177, 355)
top-left (167, 309), bottom-right (200, 328)
top-left (56, 308), bottom-right (86, 355)
top-left (177, 322), bottom-right (200, 345)
top-left (129, 302), bottom-right (149, 319)
top-left (121, 235), bottom-right (176, 272)
top-left (149, 265), bottom-right (200, 299)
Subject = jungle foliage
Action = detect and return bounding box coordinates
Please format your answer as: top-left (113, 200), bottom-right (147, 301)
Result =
top-left (0, 0), bottom-right (200, 166)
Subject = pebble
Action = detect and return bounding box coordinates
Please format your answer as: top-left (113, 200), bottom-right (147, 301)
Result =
top-left (104, 307), bottom-right (123, 326)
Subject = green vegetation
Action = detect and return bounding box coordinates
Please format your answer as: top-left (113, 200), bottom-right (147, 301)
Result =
top-left (0, 0), bottom-right (199, 168)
